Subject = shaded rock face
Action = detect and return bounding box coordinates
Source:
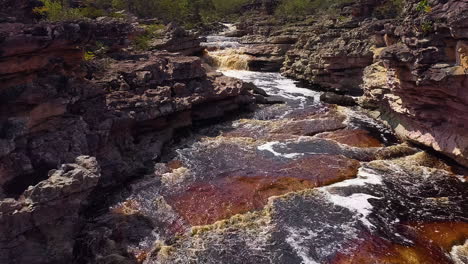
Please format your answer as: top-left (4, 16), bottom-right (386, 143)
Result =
top-left (0, 20), bottom-right (135, 194)
top-left (0, 20), bottom-right (135, 91)
top-left (0, 18), bottom-right (257, 264)
top-left (0, 0), bottom-right (42, 23)
top-left (361, 0), bottom-right (468, 166)
top-left (0, 156), bottom-right (101, 264)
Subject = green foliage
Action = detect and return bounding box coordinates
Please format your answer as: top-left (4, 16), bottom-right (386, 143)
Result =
top-left (373, 0), bottom-right (405, 19)
top-left (211, 0), bottom-right (249, 16)
top-left (134, 35), bottom-right (151, 51)
top-left (85, 0), bottom-right (249, 25)
top-left (416, 0), bottom-right (432, 13)
top-left (84, 51), bottom-right (96, 61)
top-left (34, 0), bottom-right (108, 21)
top-left (275, 0), bottom-right (315, 17)
top-left (79, 7), bottom-right (106, 18)
top-left (93, 41), bottom-right (110, 55)
top-left (132, 23), bottom-right (166, 51)
top-left (146, 24), bottom-right (166, 35)
top-left (34, 0), bottom-right (83, 21)
top-left (111, 0), bottom-right (127, 10)
top-left (420, 20), bottom-right (433, 34)
top-left (274, 0), bottom-right (354, 17)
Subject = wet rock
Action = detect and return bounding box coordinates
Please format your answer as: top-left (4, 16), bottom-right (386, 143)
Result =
top-left (320, 92), bottom-right (357, 106)
top-left (332, 231), bottom-right (456, 264)
top-left (244, 44), bottom-right (292, 72)
top-left (316, 129), bottom-right (383, 148)
top-left (151, 159), bottom-right (467, 264)
top-left (166, 154), bottom-right (359, 226)
top-left (255, 95), bottom-right (284, 105)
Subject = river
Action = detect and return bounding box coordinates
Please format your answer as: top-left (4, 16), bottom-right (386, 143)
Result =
top-left (78, 26), bottom-right (468, 264)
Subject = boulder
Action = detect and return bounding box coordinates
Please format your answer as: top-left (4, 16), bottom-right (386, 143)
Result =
top-left (0, 156), bottom-right (101, 264)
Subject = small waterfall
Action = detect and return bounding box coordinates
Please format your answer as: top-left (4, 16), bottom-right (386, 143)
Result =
top-left (204, 48), bottom-right (252, 70)
top-left (202, 23), bottom-right (252, 71)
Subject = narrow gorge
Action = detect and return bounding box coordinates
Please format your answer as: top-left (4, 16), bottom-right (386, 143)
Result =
top-left (0, 0), bottom-right (467, 264)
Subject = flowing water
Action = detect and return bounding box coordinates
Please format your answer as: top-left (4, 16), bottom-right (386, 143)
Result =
top-left (81, 27), bottom-right (468, 264)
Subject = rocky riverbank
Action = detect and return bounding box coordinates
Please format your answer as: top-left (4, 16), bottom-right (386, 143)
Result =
top-left (0, 0), bottom-right (467, 263)
top-left (0, 14), bottom-right (263, 264)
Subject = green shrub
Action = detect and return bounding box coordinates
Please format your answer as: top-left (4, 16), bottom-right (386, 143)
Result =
top-left (79, 7), bottom-right (106, 18)
top-left (111, 0), bottom-right (128, 10)
top-left (274, 0), bottom-right (354, 18)
top-left (84, 51), bottom-right (96, 61)
top-left (132, 23), bottom-right (166, 51)
top-left (134, 35), bottom-right (151, 51)
top-left (34, 0), bottom-right (83, 21)
top-left (147, 24), bottom-right (166, 34)
top-left (211, 0), bottom-right (249, 16)
top-left (420, 20), bottom-right (433, 34)
top-left (86, 0), bottom-right (251, 26)
top-left (416, 0), bottom-right (432, 13)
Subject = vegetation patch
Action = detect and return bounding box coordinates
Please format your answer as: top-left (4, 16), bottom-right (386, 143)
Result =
top-left (274, 0), bottom-right (354, 18)
top-left (133, 23), bottom-right (166, 51)
top-left (416, 0), bottom-right (432, 13)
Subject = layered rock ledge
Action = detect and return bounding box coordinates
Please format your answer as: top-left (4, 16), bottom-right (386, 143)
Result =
top-left (360, 0), bottom-right (468, 166)
top-left (0, 18), bottom-right (258, 263)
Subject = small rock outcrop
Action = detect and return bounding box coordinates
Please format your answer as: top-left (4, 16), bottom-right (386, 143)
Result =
top-left (150, 23), bottom-right (204, 55)
top-left (0, 156), bottom-right (101, 264)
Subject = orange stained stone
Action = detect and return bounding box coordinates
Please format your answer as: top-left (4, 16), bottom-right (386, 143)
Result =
top-left (166, 176), bottom-right (316, 226)
top-left (277, 155), bottom-right (360, 183)
top-left (317, 129), bottom-right (384, 148)
top-left (409, 222), bottom-right (468, 251)
top-left (167, 160), bottom-right (184, 170)
top-left (111, 199), bottom-right (142, 216)
top-left (134, 250), bottom-right (148, 264)
top-left (166, 155), bottom-right (360, 226)
top-left (332, 222), bottom-right (468, 264)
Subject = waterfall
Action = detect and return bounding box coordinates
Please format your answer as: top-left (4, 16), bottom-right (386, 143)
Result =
top-left (204, 48), bottom-right (252, 71)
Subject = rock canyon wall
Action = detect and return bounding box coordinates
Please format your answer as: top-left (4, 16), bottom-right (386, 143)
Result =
top-left (0, 16), bottom-right (259, 264)
top-left (361, 0), bottom-right (468, 167)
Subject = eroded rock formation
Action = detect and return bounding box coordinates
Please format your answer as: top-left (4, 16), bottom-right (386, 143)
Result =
top-left (361, 0), bottom-right (468, 166)
top-left (0, 156), bottom-right (100, 264)
top-left (0, 16), bottom-right (258, 263)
